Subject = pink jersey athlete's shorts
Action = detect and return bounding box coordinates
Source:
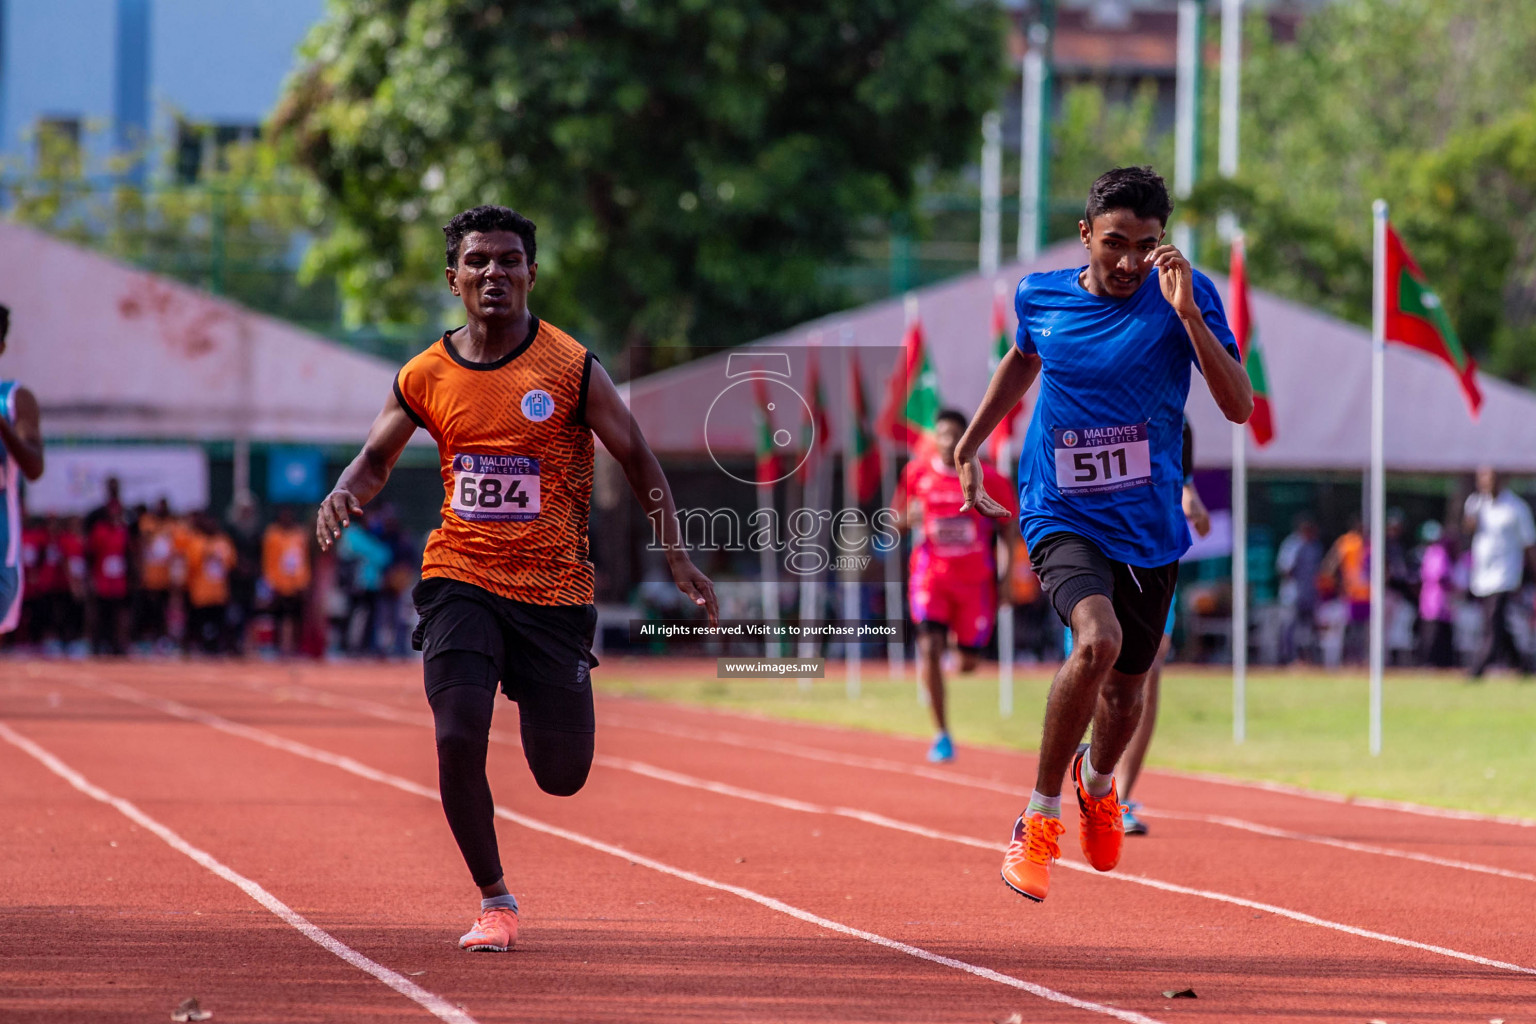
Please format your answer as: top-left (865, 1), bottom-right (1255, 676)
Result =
top-left (910, 563), bottom-right (997, 649)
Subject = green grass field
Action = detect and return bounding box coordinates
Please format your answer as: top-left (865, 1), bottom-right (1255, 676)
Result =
top-left (597, 663), bottom-right (1536, 818)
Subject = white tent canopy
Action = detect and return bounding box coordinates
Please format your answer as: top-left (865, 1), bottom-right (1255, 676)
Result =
top-left (0, 222), bottom-right (423, 446)
top-left (624, 240), bottom-right (1536, 473)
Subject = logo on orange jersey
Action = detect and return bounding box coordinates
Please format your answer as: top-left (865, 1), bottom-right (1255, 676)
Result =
top-left (521, 389), bottom-right (555, 422)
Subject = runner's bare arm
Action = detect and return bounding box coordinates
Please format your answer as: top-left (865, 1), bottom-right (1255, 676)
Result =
top-left (1183, 481), bottom-right (1211, 538)
top-left (1149, 244), bottom-right (1253, 424)
top-left (584, 359), bottom-right (719, 626)
top-left (317, 394), bottom-right (417, 551)
top-left (956, 347), bottom-right (1039, 518)
top-left (0, 386), bottom-right (44, 480)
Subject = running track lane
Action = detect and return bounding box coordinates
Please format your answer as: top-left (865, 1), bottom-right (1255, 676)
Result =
top-left (1, 669), bottom-right (1160, 1024)
top-left (207, 666), bottom-right (1536, 1022)
top-left (15, 661), bottom-right (1535, 1022)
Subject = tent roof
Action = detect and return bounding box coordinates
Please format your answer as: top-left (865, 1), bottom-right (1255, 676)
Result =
top-left (0, 221), bottom-right (425, 446)
top-left (623, 240), bottom-right (1536, 473)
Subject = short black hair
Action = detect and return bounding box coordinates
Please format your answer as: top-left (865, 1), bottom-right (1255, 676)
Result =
top-left (1085, 166), bottom-right (1173, 226)
top-left (935, 408), bottom-right (968, 431)
top-left (444, 205), bottom-right (537, 267)
top-left (0, 304), bottom-right (9, 341)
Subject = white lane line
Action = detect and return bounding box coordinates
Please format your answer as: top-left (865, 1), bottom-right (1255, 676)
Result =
top-left (583, 758), bottom-right (1536, 979)
top-left (78, 679), bottom-right (1163, 1024)
top-left (225, 677), bottom-right (1536, 889)
top-left (0, 721), bottom-right (479, 1024)
top-left (603, 709), bottom-right (1536, 829)
top-left (1150, 810), bottom-right (1536, 884)
top-left (85, 678), bottom-right (1536, 981)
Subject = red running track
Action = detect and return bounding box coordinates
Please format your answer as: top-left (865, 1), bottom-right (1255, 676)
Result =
top-left (2, 658), bottom-right (1533, 1023)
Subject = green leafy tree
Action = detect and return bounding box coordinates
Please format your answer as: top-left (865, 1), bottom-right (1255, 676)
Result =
top-left (1184, 0), bottom-right (1536, 382)
top-left (273, 0), bottom-right (1006, 370)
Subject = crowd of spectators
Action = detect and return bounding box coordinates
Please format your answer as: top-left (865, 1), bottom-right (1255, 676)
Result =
top-left (5, 478), bottom-right (424, 659)
top-left (1275, 468), bottom-right (1535, 676)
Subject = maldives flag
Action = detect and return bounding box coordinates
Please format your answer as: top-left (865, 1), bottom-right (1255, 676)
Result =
top-left (878, 309), bottom-right (941, 447)
top-left (986, 287), bottom-right (1024, 465)
top-left (1384, 223), bottom-right (1482, 417)
top-left (849, 351), bottom-right (882, 504)
top-left (798, 346), bottom-right (834, 485)
top-left (1229, 236), bottom-right (1275, 446)
top-left (752, 375), bottom-right (782, 485)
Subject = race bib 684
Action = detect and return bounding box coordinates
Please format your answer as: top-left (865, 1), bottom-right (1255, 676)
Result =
top-left (450, 453), bottom-right (540, 522)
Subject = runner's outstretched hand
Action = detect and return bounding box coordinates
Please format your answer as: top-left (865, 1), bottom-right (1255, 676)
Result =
top-left (317, 490), bottom-right (365, 552)
top-left (1149, 244), bottom-right (1199, 318)
top-left (669, 554), bottom-right (719, 627)
top-left (957, 454), bottom-right (1011, 519)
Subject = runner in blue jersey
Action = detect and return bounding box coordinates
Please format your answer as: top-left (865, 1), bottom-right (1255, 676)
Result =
top-left (953, 167), bottom-right (1252, 903)
top-left (0, 304), bottom-right (47, 636)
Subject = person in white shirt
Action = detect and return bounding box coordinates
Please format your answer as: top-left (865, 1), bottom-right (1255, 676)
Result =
top-left (1463, 466), bottom-right (1536, 678)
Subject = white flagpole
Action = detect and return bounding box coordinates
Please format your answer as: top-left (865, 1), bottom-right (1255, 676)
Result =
top-left (980, 112), bottom-right (1001, 275)
top-left (842, 331), bottom-right (862, 701)
top-left (1217, 0), bottom-right (1241, 241)
top-left (997, 434), bottom-right (1015, 719)
top-left (1220, 0), bottom-right (1246, 742)
top-left (1017, 30), bottom-right (1046, 261)
top-left (1370, 199), bottom-right (1388, 756)
top-left (1172, 0), bottom-right (1202, 257)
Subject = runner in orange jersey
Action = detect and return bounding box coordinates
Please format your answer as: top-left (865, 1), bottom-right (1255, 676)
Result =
top-left (317, 205), bottom-right (717, 954)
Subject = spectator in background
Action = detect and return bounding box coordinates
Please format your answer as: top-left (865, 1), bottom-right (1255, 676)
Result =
top-left (225, 495), bottom-right (263, 656)
top-left (58, 516), bottom-right (88, 653)
top-left (338, 519), bottom-right (392, 655)
top-left (262, 506), bottom-right (311, 657)
top-left (1321, 517), bottom-right (1371, 664)
top-left (1417, 520), bottom-right (1460, 669)
top-left (84, 476), bottom-right (122, 532)
top-left (1275, 515), bottom-right (1322, 664)
top-left (20, 517), bottom-right (52, 645)
top-left (136, 497), bottom-right (178, 650)
top-left (87, 494), bottom-right (131, 655)
top-left (185, 511), bottom-right (237, 655)
top-left (1464, 467), bottom-right (1536, 679)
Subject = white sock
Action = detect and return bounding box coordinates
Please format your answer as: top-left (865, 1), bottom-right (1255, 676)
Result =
top-left (1025, 790), bottom-right (1062, 819)
top-left (1082, 754), bottom-right (1115, 799)
top-left (481, 893), bottom-right (518, 914)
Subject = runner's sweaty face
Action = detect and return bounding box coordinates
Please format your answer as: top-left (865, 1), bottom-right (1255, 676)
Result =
top-left (447, 230), bottom-right (536, 323)
top-left (1078, 209), bottom-right (1164, 300)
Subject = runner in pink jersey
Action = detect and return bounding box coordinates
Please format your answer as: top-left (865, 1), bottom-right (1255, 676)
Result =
top-left (897, 410), bottom-right (1017, 762)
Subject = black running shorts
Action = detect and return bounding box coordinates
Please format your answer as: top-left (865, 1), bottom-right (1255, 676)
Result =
top-left (412, 577), bottom-right (598, 733)
top-left (1029, 531), bottom-right (1178, 676)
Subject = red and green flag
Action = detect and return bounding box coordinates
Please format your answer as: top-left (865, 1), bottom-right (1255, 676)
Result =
top-left (1229, 236), bottom-right (1275, 447)
top-left (798, 345), bottom-right (834, 485)
top-left (878, 307), bottom-right (942, 446)
top-left (986, 287), bottom-right (1024, 466)
top-left (1384, 223), bottom-right (1482, 417)
top-left (752, 374), bottom-right (782, 485)
top-left (849, 351), bottom-right (882, 504)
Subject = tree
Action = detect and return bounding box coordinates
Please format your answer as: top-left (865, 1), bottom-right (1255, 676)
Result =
top-left (273, 0), bottom-right (1006, 371)
top-left (1183, 0), bottom-right (1536, 382)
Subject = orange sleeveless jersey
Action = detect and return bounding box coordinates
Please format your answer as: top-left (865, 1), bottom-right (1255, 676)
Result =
top-left (395, 319), bottom-right (596, 606)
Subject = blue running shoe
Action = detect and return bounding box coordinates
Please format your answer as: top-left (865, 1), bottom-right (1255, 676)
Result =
top-left (926, 732), bottom-right (955, 763)
top-left (1122, 801), bottom-right (1148, 836)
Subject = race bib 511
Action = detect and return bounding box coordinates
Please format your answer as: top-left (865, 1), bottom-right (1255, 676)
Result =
top-left (450, 453), bottom-right (541, 522)
top-left (1052, 424), bottom-right (1153, 495)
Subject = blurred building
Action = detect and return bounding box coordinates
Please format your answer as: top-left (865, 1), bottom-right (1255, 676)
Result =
top-left (0, 0), bottom-right (323, 179)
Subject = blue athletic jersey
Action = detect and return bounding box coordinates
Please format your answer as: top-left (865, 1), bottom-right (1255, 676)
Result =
top-left (1014, 266), bottom-right (1237, 567)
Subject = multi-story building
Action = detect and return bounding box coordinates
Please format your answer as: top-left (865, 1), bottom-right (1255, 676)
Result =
top-left (0, 0), bottom-right (322, 180)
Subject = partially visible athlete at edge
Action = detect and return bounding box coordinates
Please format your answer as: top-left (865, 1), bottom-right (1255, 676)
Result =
top-left (317, 205), bottom-right (717, 951)
top-left (0, 304), bottom-right (47, 637)
top-left (955, 167), bottom-right (1251, 902)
